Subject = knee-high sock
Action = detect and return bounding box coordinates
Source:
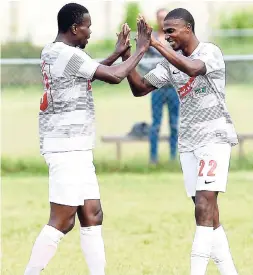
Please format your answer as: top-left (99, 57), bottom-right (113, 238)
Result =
top-left (24, 225), bottom-right (64, 275)
top-left (80, 225), bottom-right (106, 275)
top-left (191, 226), bottom-right (213, 275)
top-left (211, 226), bottom-right (238, 275)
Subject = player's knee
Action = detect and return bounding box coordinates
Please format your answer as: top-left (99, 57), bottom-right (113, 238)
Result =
top-left (195, 196), bottom-right (214, 225)
top-left (93, 208), bottom-right (104, 225)
top-left (87, 208), bottom-right (103, 226)
top-left (66, 216), bottom-right (76, 232)
top-left (61, 217), bottom-right (76, 234)
top-left (49, 216), bottom-right (76, 234)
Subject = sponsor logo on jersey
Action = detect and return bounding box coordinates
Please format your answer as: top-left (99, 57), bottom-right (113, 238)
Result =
top-left (194, 87), bottom-right (207, 95)
top-left (178, 77), bottom-right (195, 99)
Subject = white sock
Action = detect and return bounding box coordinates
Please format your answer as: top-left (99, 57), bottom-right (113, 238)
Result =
top-left (24, 225), bottom-right (64, 275)
top-left (191, 226), bottom-right (213, 275)
top-left (211, 226), bottom-right (238, 275)
top-left (80, 225), bottom-right (106, 275)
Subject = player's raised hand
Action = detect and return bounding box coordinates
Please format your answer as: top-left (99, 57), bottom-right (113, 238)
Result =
top-left (136, 15), bottom-right (152, 52)
top-left (115, 23), bottom-right (131, 55)
top-left (141, 16), bottom-right (156, 47)
top-left (150, 33), bottom-right (159, 47)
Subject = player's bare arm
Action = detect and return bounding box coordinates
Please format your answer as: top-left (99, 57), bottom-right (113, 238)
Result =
top-left (98, 23), bottom-right (131, 66)
top-left (93, 17), bottom-right (152, 84)
top-left (151, 37), bottom-right (205, 76)
top-left (150, 24), bottom-right (206, 77)
top-left (122, 64), bottom-right (155, 97)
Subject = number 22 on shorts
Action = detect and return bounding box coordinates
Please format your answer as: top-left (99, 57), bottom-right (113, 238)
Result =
top-left (198, 159), bottom-right (217, 177)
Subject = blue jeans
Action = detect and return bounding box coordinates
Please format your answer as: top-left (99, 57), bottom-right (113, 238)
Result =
top-left (149, 86), bottom-right (179, 161)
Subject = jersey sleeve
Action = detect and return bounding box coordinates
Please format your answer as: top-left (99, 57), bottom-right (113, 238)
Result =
top-left (75, 50), bottom-right (100, 79)
top-left (197, 44), bottom-right (225, 75)
top-left (143, 59), bottom-right (171, 88)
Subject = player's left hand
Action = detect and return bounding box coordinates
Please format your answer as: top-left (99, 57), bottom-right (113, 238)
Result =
top-left (115, 23), bottom-right (131, 55)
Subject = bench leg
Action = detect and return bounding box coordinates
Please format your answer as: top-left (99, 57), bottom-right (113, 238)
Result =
top-left (116, 142), bottom-right (122, 162)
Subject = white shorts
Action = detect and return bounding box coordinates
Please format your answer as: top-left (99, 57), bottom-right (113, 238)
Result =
top-left (44, 150), bottom-right (100, 206)
top-left (180, 143), bottom-right (231, 197)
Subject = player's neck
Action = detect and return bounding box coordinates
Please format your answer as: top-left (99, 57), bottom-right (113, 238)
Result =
top-left (182, 35), bottom-right (200, 57)
top-left (54, 33), bottom-right (76, 47)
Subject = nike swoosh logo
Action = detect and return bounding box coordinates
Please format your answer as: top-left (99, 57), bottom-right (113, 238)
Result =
top-left (173, 71), bottom-right (180, 74)
top-left (205, 180), bottom-right (215, 184)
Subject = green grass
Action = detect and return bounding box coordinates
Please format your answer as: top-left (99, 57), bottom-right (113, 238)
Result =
top-left (1, 83), bottom-right (253, 164)
top-left (2, 172), bottom-right (253, 275)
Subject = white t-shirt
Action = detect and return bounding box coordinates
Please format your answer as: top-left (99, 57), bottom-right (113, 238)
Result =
top-left (144, 42), bottom-right (238, 152)
top-left (39, 42), bottom-right (100, 154)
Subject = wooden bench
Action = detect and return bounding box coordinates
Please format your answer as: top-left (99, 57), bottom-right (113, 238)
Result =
top-left (101, 134), bottom-right (253, 162)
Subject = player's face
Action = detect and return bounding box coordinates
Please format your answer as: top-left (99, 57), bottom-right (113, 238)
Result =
top-left (75, 13), bottom-right (92, 49)
top-left (163, 18), bottom-right (191, 51)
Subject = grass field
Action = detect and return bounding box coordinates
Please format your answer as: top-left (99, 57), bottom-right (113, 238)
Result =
top-left (2, 172), bottom-right (253, 275)
top-left (2, 82), bottom-right (253, 163)
top-left (2, 82), bottom-right (253, 274)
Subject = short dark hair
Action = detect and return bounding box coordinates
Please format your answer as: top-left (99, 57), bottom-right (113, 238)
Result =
top-left (57, 3), bottom-right (89, 33)
top-left (165, 8), bottom-right (195, 33)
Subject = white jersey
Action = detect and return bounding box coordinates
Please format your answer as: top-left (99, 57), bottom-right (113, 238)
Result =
top-left (144, 42), bottom-right (238, 153)
top-left (39, 42), bottom-right (100, 154)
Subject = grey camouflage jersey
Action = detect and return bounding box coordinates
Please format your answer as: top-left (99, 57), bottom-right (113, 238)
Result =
top-left (144, 42), bottom-right (238, 152)
top-left (39, 42), bottom-right (100, 154)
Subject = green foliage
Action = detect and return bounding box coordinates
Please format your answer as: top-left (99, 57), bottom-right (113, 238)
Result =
top-left (2, 7), bottom-right (252, 59)
top-left (215, 36), bottom-right (253, 55)
top-left (219, 9), bottom-right (253, 29)
top-left (1, 40), bottom-right (42, 58)
top-left (1, 40), bottom-right (117, 59)
top-left (213, 9), bottom-right (253, 55)
top-left (2, 156), bottom-right (253, 176)
top-left (122, 2), bottom-right (141, 31)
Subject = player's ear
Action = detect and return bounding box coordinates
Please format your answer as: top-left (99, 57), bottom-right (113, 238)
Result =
top-left (186, 23), bottom-right (192, 33)
top-left (71, 24), bottom-right (78, 35)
